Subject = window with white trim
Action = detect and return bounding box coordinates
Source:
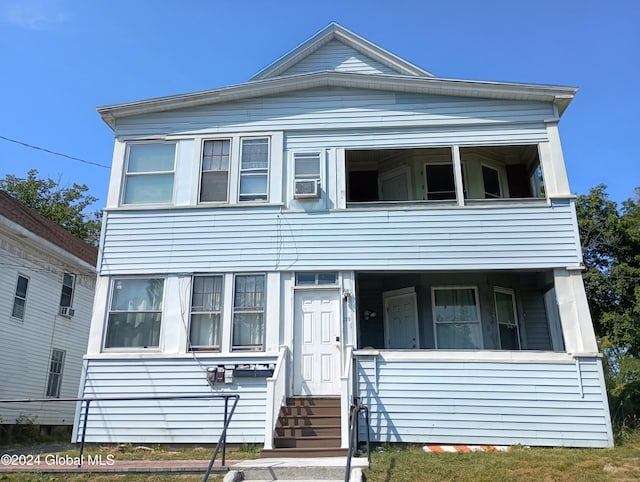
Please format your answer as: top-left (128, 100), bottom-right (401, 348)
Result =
top-left (495, 287), bottom-right (521, 350)
top-left (46, 348), bottom-right (65, 398)
top-left (59, 273), bottom-right (75, 308)
top-left (122, 143), bottom-right (176, 204)
top-left (293, 152), bottom-right (321, 198)
top-left (104, 278), bottom-right (164, 348)
top-left (432, 287), bottom-right (482, 349)
top-left (12, 274), bottom-right (29, 320)
top-left (189, 275), bottom-right (223, 351)
top-left (239, 138), bottom-right (269, 202)
top-left (232, 274), bottom-right (265, 351)
top-left (200, 139), bottom-right (231, 202)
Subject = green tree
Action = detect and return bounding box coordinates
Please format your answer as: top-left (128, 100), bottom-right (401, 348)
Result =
top-left (577, 185), bottom-right (640, 356)
top-left (1, 169), bottom-right (102, 245)
top-left (577, 185), bottom-right (640, 431)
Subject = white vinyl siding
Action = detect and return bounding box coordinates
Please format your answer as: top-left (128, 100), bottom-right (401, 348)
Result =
top-left (281, 40), bottom-right (400, 76)
top-left (99, 199), bottom-right (581, 274)
top-left (74, 357), bottom-right (274, 444)
top-left (113, 89), bottom-right (554, 140)
top-left (356, 354), bottom-right (613, 448)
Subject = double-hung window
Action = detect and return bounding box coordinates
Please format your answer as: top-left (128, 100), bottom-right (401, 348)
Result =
top-left (239, 138), bottom-right (269, 202)
top-left (46, 348), bottom-right (65, 398)
top-left (189, 275), bottom-right (223, 351)
top-left (200, 139), bottom-right (231, 202)
top-left (495, 288), bottom-right (521, 349)
top-left (12, 274), bottom-right (29, 319)
top-left (59, 273), bottom-right (75, 308)
top-left (433, 287), bottom-right (482, 349)
top-left (425, 163), bottom-right (465, 200)
top-left (123, 143), bottom-right (176, 204)
top-left (104, 278), bottom-right (164, 349)
top-left (232, 274), bottom-right (266, 350)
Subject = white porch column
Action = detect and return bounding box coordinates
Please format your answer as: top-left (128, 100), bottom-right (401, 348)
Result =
top-left (553, 268), bottom-right (599, 354)
top-left (539, 120), bottom-right (571, 198)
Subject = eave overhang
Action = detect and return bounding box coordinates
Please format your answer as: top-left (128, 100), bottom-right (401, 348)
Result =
top-left (98, 71), bottom-right (577, 130)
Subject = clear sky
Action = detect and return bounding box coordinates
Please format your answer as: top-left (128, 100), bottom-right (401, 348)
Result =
top-left (0, 0), bottom-right (638, 211)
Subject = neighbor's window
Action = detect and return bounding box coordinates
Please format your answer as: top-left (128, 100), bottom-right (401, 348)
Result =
top-left (104, 278), bottom-right (164, 348)
top-left (433, 287), bottom-right (482, 349)
top-left (12, 274), bottom-right (29, 320)
top-left (189, 275), bottom-right (223, 351)
top-left (495, 288), bottom-right (521, 350)
top-left (59, 273), bottom-right (75, 308)
top-left (239, 138), bottom-right (269, 202)
top-left (200, 139), bottom-right (231, 202)
top-left (46, 348), bottom-right (65, 398)
top-left (123, 143), bottom-right (176, 204)
top-left (232, 274), bottom-right (265, 350)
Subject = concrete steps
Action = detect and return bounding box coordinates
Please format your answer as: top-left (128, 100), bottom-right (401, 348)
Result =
top-left (223, 456), bottom-right (366, 482)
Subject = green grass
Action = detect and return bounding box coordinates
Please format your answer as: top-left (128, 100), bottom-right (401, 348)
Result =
top-left (364, 432), bottom-right (640, 482)
top-left (2, 433), bottom-right (639, 482)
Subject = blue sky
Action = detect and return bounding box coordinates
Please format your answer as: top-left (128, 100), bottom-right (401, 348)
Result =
top-left (0, 0), bottom-right (638, 211)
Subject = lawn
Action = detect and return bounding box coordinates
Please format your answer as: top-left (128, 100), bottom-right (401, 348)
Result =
top-left (1, 433), bottom-right (638, 482)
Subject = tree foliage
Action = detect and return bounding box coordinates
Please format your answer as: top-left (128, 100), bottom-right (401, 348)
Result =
top-left (577, 184), bottom-right (640, 431)
top-left (0, 169), bottom-right (102, 245)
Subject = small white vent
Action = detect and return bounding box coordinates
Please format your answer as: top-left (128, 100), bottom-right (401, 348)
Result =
top-left (59, 306), bottom-right (75, 318)
top-left (294, 179), bottom-right (320, 199)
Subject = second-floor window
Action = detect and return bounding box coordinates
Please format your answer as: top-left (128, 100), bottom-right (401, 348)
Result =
top-left (200, 139), bottom-right (231, 202)
top-left (12, 274), bottom-right (29, 320)
top-left (123, 143), bottom-right (176, 205)
top-left (239, 138), bottom-right (270, 202)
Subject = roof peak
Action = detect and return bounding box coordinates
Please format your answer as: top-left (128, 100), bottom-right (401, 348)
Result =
top-left (250, 22), bottom-right (434, 81)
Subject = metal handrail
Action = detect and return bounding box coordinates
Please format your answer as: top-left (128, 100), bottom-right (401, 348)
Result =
top-left (0, 393), bottom-right (239, 481)
top-left (344, 397), bottom-right (370, 482)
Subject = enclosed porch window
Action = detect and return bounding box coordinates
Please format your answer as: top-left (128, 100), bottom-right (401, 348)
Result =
top-left (356, 271), bottom-right (563, 352)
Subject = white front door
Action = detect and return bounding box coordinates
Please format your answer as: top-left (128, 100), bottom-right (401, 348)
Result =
top-left (383, 287), bottom-right (420, 349)
top-left (293, 290), bottom-right (341, 396)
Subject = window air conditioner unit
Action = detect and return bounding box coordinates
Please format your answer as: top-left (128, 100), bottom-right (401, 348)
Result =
top-left (59, 306), bottom-right (75, 318)
top-left (294, 179), bottom-right (320, 199)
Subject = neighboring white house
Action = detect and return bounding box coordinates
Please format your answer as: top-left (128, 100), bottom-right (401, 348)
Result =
top-left (77, 23), bottom-right (613, 450)
top-left (0, 190), bottom-right (97, 428)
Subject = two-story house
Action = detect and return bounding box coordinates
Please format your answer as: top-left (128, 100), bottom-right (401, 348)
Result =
top-left (76, 23), bottom-right (613, 451)
top-left (0, 191), bottom-right (96, 431)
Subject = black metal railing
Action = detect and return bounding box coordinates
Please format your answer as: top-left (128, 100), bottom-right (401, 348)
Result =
top-left (0, 393), bottom-right (239, 481)
top-left (344, 397), bottom-right (370, 482)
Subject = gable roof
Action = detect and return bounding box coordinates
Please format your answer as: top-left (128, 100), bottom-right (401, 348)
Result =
top-left (98, 23), bottom-right (577, 128)
top-left (0, 190), bottom-right (98, 268)
top-left (251, 22), bottom-right (433, 80)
